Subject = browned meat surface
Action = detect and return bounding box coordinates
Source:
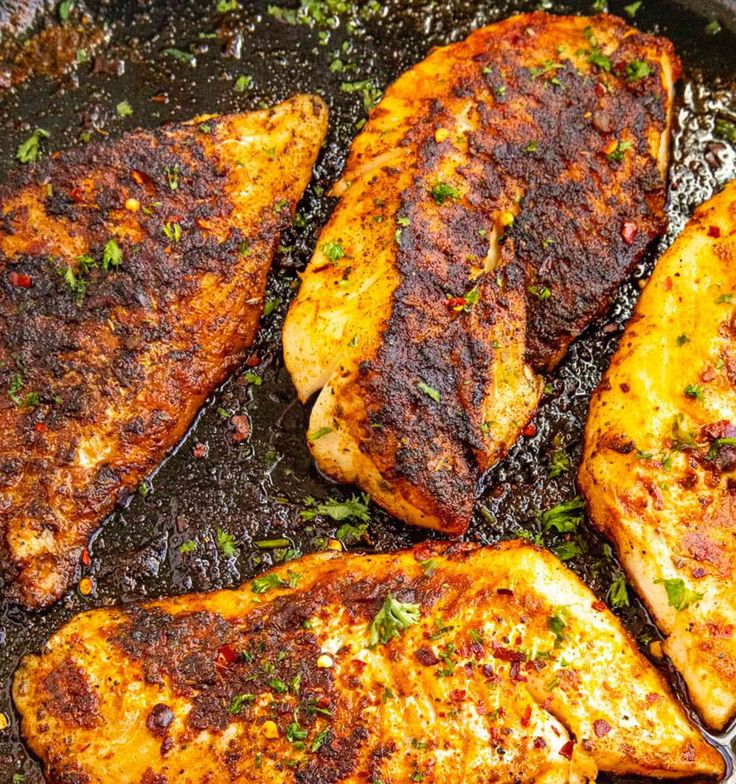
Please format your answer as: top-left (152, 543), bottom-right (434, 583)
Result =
top-left (0, 95), bottom-right (328, 609)
top-left (283, 12), bottom-right (680, 536)
top-left (13, 541), bottom-right (724, 783)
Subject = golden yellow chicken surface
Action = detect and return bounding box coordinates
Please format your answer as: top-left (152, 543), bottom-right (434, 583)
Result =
top-left (579, 179), bottom-right (736, 730)
top-left (13, 541), bottom-right (723, 783)
top-left (283, 12), bottom-right (679, 536)
top-left (0, 96), bottom-right (328, 610)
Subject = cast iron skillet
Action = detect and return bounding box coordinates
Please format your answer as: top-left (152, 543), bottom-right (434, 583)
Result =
top-left (0, 0), bottom-right (734, 780)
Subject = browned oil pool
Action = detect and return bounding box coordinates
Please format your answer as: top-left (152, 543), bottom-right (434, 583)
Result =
top-left (0, 0), bottom-right (735, 781)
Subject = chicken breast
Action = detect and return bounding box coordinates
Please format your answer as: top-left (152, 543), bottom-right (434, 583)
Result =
top-left (0, 95), bottom-right (328, 610)
top-left (283, 12), bottom-right (680, 536)
top-left (13, 540), bottom-right (723, 783)
top-left (579, 179), bottom-right (736, 730)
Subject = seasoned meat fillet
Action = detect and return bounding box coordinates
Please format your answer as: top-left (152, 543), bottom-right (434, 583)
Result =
top-left (13, 541), bottom-right (723, 783)
top-left (0, 95), bottom-right (328, 609)
top-left (579, 179), bottom-right (736, 730)
top-left (283, 12), bottom-right (679, 535)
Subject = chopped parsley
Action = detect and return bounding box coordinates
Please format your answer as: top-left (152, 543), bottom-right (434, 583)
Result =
top-left (163, 222), bottom-right (182, 242)
top-left (322, 241), bottom-right (345, 262)
top-left (608, 573), bottom-right (630, 608)
top-left (705, 19), bottom-right (722, 35)
top-left (624, 1), bottom-right (642, 16)
top-left (417, 381), bottom-right (441, 403)
top-left (251, 571), bottom-right (301, 593)
top-left (431, 181), bottom-right (460, 205)
top-left (684, 384), bottom-right (704, 400)
top-left (234, 74), bottom-right (253, 92)
top-left (165, 164), bottom-right (181, 191)
top-left (311, 728), bottom-right (331, 752)
top-left (164, 48), bottom-right (197, 66)
top-left (625, 59), bottom-right (652, 81)
top-left (528, 284), bottom-right (551, 301)
top-left (102, 239), bottom-right (123, 271)
top-left (115, 100), bottom-right (133, 118)
top-left (244, 371), bottom-right (263, 386)
top-left (58, 0), bottom-right (73, 21)
top-left (655, 578), bottom-right (703, 611)
top-left (228, 693), bottom-right (254, 714)
top-left (340, 80), bottom-right (382, 112)
top-left (216, 528), bottom-right (239, 558)
top-left (308, 426), bottom-right (333, 442)
top-left (369, 593), bottom-right (421, 646)
top-left (301, 493), bottom-right (371, 522)
top-left (179, 540), bottom-right (197, 554)
top-left (607, 140), bottom-right (633, 163)
top-left (217, 0), bottom-right (240, 11)
top-left (552, 541), bottom-right (584, 561)
top-left (542, 497), bottom-right (585, 532)
top-left (335, 520), bottom-right (369, 545)
top-left (548, 607), bottom-right (568, 645)
top-left (548, 449), bottom-right (570, 478)
top-left (16, 128), bottom-right (50, 164)
top-left (715, 119), bottom-right (736, 144)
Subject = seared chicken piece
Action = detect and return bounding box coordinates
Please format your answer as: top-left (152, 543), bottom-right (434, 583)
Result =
top-left (283, 12), bottom-right (680, 536)
top-left (580, 180), bottom-right (736, 730)
top-left (0, 96), bottom-right (328, 610)
top-left (13, 541), bottom-right (723, 783)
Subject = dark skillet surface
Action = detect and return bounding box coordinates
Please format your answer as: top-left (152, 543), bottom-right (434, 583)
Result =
top-left (0, 0), bottom-right (735, 780)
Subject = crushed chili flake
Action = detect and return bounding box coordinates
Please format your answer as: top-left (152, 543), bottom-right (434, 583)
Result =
top-left (621, 221), bottom-right (638, 245)
top-left (446, 296), bottom-right (466, 310)
top-left (192, 442), bottom-right (208, 459)
top-left (663, 276), bottom-right (673, 292)
top-left (34, 422), bottom-right (47, 433)
top-left (522, 422), bottom-right (537, 437)
top-left (593, 719), bottom-right (611, 737)
top-left (231, 414), bottom-right (251, 443)
top-left (449, 689), bottom-right (466, 703)
top-left (8, 271), bottom-right (32, 288)
top-left (708, 225), bottom-right (721, 238)
top-left (558, 740), bottom-right (575, 759)
top-left (81, 548), bottom-right (91, 567)
top-left (215, 644), bottom-right (238, 667)
top-left (592, 601), bottom-right (607, 612)
top-left (520, 705), bottom-right (532, 727)
top-left (245, 353), bottom-right (260, 368)
top-left (533, 737), bottom-right (547, 749)
top-left (646, 692), bottom-right (661, 705)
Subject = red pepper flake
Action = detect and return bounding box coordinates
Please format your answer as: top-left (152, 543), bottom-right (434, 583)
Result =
top-left (192, 442), bottom-right (208, 459)
top-left (34, 422), bottom-right (47, 433)
top-left (446, 296), bottom-right (465, 310)
top-left (8, 271), bottom-right (32, 288)
top-left (231, 414), bottom-right (251, 443)
top-left (701, 367), bottom-right (716, 383)
top-left (619, 383), bottom-right (630, 393)
top-left (533, 736), bottom-right (547, 749)
top-left (621, 221), bottom-right (638, 245)
top-left (449, 689), bottom-right (466, 703)
top-left (593, 719), bottom-right (610, 737)
top-left (708, 225), bottom-right (721, 238)
top-left (215, 644), bottom-right (238, 668)
top-left (663, 276), bottom-right (673, 292)
top-left (351, 659), bottom-right (367, 673)
top-left (646, 692), bottom-right (661, 705)
top-left (414, 647), bottom-right (440, 666)
top-left (559, 740), bottom-right (575, 759)
top-left (520, 705), bottom-right (532, 727)
top-left (492, 642), bottom-right (526, 662)
top-left (81, 548), bottom-right (91, 567)
top-left (591, 601), bottom-right (607, 612)
top-left (509, 661), bottom-right (527, 682)
top-left (245, 353), bottom-right (260, 368)
top-left (522, 422), bottom-right (537, 438)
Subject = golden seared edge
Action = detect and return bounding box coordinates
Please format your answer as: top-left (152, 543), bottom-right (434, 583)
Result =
top-left (579, 179), bottom-right (736, 730)
top-left (0, 95), bottom-right (328, 610)
top-left (13, 541), bottom-right (723, 783)
top-left (283, 12), bottom-right (679, 536)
